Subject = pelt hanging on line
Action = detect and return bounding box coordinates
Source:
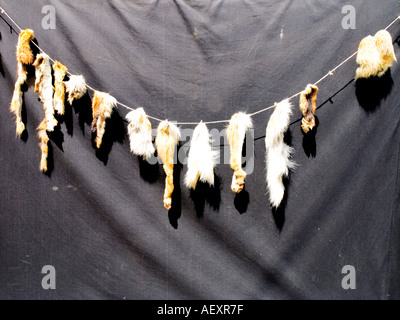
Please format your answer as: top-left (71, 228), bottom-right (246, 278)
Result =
top-left (65, 75), bottom-right (87, 104)
top-left (126, 108), bottom-right (155, 161)
top-left (185, 122), bottom-right (218, 190)
top-left (9, 29), bottom-right (35, 136)
top-left (299, 84), bottom-right (319, 133)
top-left (356, 30), bottom-right (397, 79)
top-left (91, 91), bottom-right (117, 149)
top-left (227, 112), bottom-right (253, 193)
top-left (53, 61), bottom-right (68, 115)
top-left (265, 99), bottom-right (296, 209)
top-left (155, 121), bottom-right (181, 210)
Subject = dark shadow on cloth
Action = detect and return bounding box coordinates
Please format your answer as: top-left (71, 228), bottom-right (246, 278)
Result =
top-left (138, 156), bottom-right (159, 184)
top-left (43, 141), bottom-right (54, 178)
top-left (0, 53), bottom-right (5, 77)
top-left (301, 117), bottom-right (318, 158)
top-left (355, 70), bottom-right (393, 113)
top-left (19, 94), bottom-right (29, 142)
top-left (48, 124), bottom-right (64, 152)
top-left (234, 188), bottom-right (249, 215)
top-left (168, 161), bottom-right (183, 229)
top-left (92, 110), bottom-right (126, 165)
top-left (189, 174), bottom-right (222, 219)
top-left (71, 93), bottom-right (92, 136)
top-left (271, 176), bottom-right (290, 232)
top-left (0, 16), bottom-right (19, 35)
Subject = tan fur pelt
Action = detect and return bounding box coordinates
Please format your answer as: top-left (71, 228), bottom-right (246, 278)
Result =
top-left (53, 61), bottom-right (68, 115)
top-left (65, 75), bottom-right (87, 104)
top-left (91, 91), bottom-right (117, 148)
top-left (9, 29), bottom-right (35, 136)
top-left (155, 121), bottom-right (181, 210)
top-left (33, 53), bottom-right (57, 132)
top-left (299, 84), bottom-right (318, 133)
top-left (356, 30), bottom-right (397, 79)
top-left (37, 119), bottom-right (49, 173)
top-left (227, 112), bottom-right (253, 193)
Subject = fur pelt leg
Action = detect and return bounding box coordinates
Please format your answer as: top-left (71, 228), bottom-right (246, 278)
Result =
top-left (299, 84), bottom-right (318, 133)
top-left (53, 61), bottom-right (68, 115)
top-left (9, 29), bottom-right (35, 136)
top-left (185, 122), bottom-right (218, 189)
top-left (37, 119), bottom-right (49, 173)
top-left (65, 75), bottom-right (87, 104)
top-left (227, 112), bottom-right (253, 193)
top-left (126, 108), bottom-right (155, 160)
top-left (33, 53), bottom-right (57, 132)
top-left (155, 121), bottom-right (181, 210)
top-left (91, 91), bottom-right (117, 148)
top-left (265, 99), bottom-right (296, 209)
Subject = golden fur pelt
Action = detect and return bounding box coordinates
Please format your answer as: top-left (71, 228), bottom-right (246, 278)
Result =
top-left (356, 30), bottom-right (397, 79)
top-left (53, 61), bottom-right (68, 115)
top-left (227, 112), bottom-right (253, 193)
top-left (91, 91), bottom-right (117, 149)
top-left (299, 84), bottom-right (319, 133)
top-left (155, 121), bottom-right (181, 210)
top-left (9, 29), bottom-right (35, 136)
top-left (265, 99), bottom-right (296, 209)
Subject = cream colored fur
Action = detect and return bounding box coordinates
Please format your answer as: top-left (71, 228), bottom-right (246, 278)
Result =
top-left (53, 61), bottom-right (68, 115)
top-left (65, 75), bottom-right (87, 105)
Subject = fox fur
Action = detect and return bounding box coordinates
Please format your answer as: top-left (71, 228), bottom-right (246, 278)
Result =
top-left (299, 84), bottom-right (318, 133)
top-left (185, 122), bottom-right (218, 189)
top-left (126, 108), bottom-right (155, 160)
top-left (37, 119), bottom-right (50, 172)
top-left (155, 121), bottom-right (181, 210)
top-left (356, 30), bottom-right (397, 79)
top-left (53, 61), bottom-right (68, 115)
top-left (10, 29), bottom-right (35, 136)
top-left (227, 112), bottom-right (253, 193)
top-left (65, 75), bottom-right (87, 104)
top-left (33, 53), bottom-right (57, 132)
top-left (91, 91), bottom-right (117, 149)
top-left (265, 99), bottom-right (296, 209)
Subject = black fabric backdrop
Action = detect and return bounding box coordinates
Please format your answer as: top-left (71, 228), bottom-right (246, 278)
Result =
top-left (0, 0), bottom-right (399, 300)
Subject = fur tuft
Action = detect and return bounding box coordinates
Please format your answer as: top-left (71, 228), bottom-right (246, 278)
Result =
top-left (155, 121), bottom-right (181, 210)
top-left (37, 119), bottom-right (49, 173)
top-left (53, 61), bottom-right (68, 115)
top-left (9, 62), bottom-right (28, 136)
top-left (265, 99), bottom-right (296, 209)
top-left (227, 112), bottom-right (253, 193)
top-left (16, 29), bottom-right (35, 65)
top-left (299, 84), bottom-right (318, 133)
top-left (374, 30), bottom-right (397, 76)
top-left (65, 75), bottom-right (87, 105)
top-left (91, 91), bottom-right (117, 148)
top-left (184, 122), bottom-right (218, 189)
top-left (126, 108), bottom-right (155, 160)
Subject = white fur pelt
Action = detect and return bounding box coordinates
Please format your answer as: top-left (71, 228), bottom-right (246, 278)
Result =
top-left (65, 75), bottom-right (87, 105)
top-left (185, 122), bottom-right (218, 189)
top-left (227, 112), bottom-right (253, 193)
top-left (265, 99), bottom-right (296, 209)
top-left (33, 53), bottom-right (57, 132)
top-left (10, 29), bottom-right (35, 136)
top-left (155, 121), bottom-right (181, 210)
top-left (126, 108), bottom-right (155, 160)
top-left (53, 61), bottom-right (68, 115)
top-left (91, 91), bottom-right (117, 149)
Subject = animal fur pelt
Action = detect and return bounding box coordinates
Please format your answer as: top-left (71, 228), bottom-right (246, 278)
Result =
top-left (299, 84), bottom-right (319, 133)
top-left (185, 122), bottom-right (218, 189)
top-left (9, 29), bottom-right (35, 136)
top-left (356, 30), bottom-right (397, 79)
top-left (126, 108), bottom-right (155, 160)
top-left (64, 75), bottom-right (87, 104)
top-left (37, 119), bottom-right (50, 173)
top-left (91, 91), bottom-right (117, 149)
top-left (33, 53), bottom-right (57, 132)
top-left (53, 61), bottom-right (68, 115)
top-left (265, 99), bottom-right (296, 209)
top-left (227, 112), bottom-right (253, 193)
top-left (155, 121), bottom-right (181, 210)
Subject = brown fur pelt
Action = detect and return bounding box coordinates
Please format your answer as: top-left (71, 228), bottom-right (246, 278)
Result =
top-left (299, 84), bottom-right (319, 133)
top-left (53, 61), bottom-right (68, 115)
top-left (227, 112), bottom-right (253, 193)
top-left (356, 30), bottom-right (397, 79)
top-left (9, 29), bottom-right (35, 136)
top-left (155, 121), bottom-right (181, 210)
top-left (91, 91), bottom-right (117, 148)
top-left (37, 119), bottom-right (50, 173)
top-left (33, 53), bottom-right (57, 132)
